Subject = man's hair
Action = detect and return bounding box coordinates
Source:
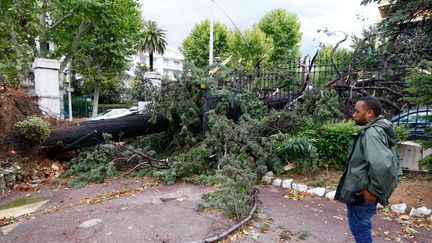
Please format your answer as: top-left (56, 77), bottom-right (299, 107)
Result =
top-left (359, 96), bottom-right (382, 117)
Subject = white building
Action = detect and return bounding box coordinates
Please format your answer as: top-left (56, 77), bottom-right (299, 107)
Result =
top-left (127, 46), bottom-right (184, 83)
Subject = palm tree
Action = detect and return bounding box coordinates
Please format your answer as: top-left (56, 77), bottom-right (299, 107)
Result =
top-left (139, 20), bottom-right (167, 71)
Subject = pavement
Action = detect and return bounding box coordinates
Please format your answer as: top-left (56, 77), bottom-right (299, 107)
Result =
top-left (0, 178), bottom-right (431, 243)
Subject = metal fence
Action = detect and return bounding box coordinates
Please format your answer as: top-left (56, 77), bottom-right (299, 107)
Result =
top-left (205, 48), bottom-right (431, 139)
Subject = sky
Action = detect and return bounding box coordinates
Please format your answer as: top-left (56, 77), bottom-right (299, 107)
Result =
top-left (139, 0), bottom-right (381, 56)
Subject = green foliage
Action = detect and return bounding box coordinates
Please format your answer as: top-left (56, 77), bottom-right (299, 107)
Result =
top-left (394, 125), bottom-right (410, 142)
top-left (127, 132), bottom-right (174, 159)
top-left (258, 9), bottom-right (302, 61)
top-left (65, 145), bottom-right (118, 187)
top-left (181, 8), bottom-right (302, 69)
top-left (63, 60), bottom-right (373, 221)
top-left (15, 117), bottom-right (51, 144)
top-left (252, 110), bottom-right (307, 136)
top-left (152, 142), bottom-right (215, 185)
top-left (1, 0), bottom-right (143, 88)
top-left (350, 25), bottom-right (380, 54)
top-left (312, 45), bottom-right (353, 88)
top-left (404, 60), bottom-right (432, 147)
top-left (204, 154), bottom-right (257, 220)
top-left (0, 0), bottom-right (38, 86)
top-left (361, 0), bottom-right (432, 51)
top-left (129, 64), bottom-right (156, 102)
top-left (270, 133), bottom-right (319, 174)
top-left (144, 111), bottom-right (271, 219)
top-left (314, 121), bottom-right (361, 169)
top-left (228, 24), bottom-right (273, 69)
top-left (138, 20), bottom-right (167, 71)
top-left (149, 64), bottom-right (207, 148)
top-left (404, 60), bottom-right (432, 105)
top-left (293, 90), bottom-right (345, 123)
top-left (418, 154), bottom-right (432, 172)
top-left (181, 19), bottom-right (230, 68)
top-left (71, 0), bottom-right (142, 117)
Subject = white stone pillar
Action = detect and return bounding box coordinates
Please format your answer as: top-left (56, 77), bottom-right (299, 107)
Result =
top-left (32, 58), bottom-right (61, 117)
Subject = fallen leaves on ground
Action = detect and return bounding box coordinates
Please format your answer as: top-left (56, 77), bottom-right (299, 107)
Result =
top-left (333, 215), bottom-right (346, 221)
top-left (283, 190), bottom-right (306, 201)
top-left (14, 182), bottom-right (40, 192)
top-left (0, 182), bottom-right (158, 228)
top-left (405, 226), bottom-right (419, 236)
top-left (0, 217), bottom-right (17, 227)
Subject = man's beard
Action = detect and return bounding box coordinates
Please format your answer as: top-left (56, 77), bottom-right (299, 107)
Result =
top-left (354, 119), bottom-right (367, 126)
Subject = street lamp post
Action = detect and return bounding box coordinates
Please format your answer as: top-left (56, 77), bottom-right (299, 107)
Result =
top-left (209, 0), bottom-right (248, 66)
top-left (209, 0), bottom-right (214, 65)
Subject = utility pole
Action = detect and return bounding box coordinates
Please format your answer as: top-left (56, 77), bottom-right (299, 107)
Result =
top-left (209, 0), bottom-right (214, 65)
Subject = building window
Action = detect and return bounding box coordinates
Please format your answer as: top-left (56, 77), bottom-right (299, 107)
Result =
top-left (164, 59), bottom-right (169, 67)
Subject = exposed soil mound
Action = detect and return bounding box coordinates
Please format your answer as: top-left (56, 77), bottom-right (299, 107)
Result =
top-left (0, 88), bottom-right (41, 149)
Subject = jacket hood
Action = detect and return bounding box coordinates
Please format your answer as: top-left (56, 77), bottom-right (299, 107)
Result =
top-left (367, 115), bottom-right (399, 147)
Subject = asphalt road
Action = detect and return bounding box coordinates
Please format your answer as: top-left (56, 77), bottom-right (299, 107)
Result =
top-left (0, 179), bottom-right (430, 242)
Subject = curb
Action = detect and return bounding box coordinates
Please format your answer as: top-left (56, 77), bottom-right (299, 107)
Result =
top-left (262, 172), bottom-right (432, 219)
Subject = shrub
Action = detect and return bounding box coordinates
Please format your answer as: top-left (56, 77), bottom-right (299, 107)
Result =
top-left (271, 133), bottom-right (319, 174)
top-left (15, 116), bottom-right (51, 144)
top-left (419, 154), bottom-right (432, 172)
top-left (315, 121), bottom-right (361, 169)
top-left (394, 125), bottom-right (410, 142)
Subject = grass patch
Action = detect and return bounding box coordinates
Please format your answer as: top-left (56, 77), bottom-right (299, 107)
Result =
top-left (0, 196), bottom-right (46, 211)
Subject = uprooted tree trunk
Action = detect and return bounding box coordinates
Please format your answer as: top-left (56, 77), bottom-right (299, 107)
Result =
top-left (45, 113), bottom-right (169, 149)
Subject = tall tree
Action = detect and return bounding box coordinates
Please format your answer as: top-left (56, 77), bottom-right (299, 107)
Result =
top-left (71, 0), bottom-right (142, 118)
top-left (228, 25), bottom-right (273, 69)
top-left (0, 0), bottom-right (98, 86)
top-left (138, 20), bottom-right (167, 71)
top-left (181, 19), bottom-right (230, 68)
top-left (258, 9), bottom-right (302, 63)
top-left (0, 0), bottom-right (142, 87)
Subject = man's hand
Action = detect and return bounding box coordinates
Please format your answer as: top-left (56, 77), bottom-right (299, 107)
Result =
top-left (356, 189), bottom-right (377, 203)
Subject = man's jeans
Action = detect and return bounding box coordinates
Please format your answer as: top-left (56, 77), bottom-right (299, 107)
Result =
top-left (347, 203), bottom-right (377, 243)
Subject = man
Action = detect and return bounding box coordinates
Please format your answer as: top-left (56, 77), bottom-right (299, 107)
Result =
top-left (335, 96), bottom-right (402, 243)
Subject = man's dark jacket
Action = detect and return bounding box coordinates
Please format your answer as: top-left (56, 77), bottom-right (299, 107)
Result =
top-left (335, 115), bottom-right (403, 206)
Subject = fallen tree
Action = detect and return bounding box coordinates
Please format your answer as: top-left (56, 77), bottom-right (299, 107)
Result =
top-left (45, 113), bottom-right (169, 149)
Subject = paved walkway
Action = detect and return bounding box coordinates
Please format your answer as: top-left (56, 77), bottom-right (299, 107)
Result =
top-left (0, 179), bottom-right (430, 242)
